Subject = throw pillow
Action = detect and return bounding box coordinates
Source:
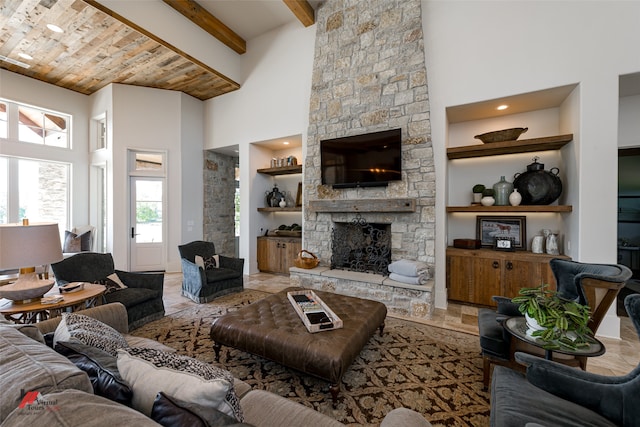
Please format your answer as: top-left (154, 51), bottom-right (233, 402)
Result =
top-left (94, 272), bottom-right (128, 295)
top-left (53, 312), bottom-right (130, 356)
top-left (194, 255), bottom-right (205, 269)
top-left (62, 230), bottom-right (92, 253)
top-left (117, 348), bottom-right (243, 421)
top-left (55, 341), bottom-right (133, 406)
top-left (151, 392), bottom-right (252, 427)
top-left (204, 254), bottom-right (220, 270)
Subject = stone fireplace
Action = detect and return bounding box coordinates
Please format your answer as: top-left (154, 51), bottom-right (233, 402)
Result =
top-left (292, 0), bottom-right (435, 320)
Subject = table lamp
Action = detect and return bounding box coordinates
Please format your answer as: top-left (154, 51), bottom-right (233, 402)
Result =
top-left (0, 221), bottom-right (64, 303)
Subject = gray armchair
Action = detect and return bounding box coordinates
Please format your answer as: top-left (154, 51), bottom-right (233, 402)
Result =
top-left (178, 241), bottom-right (244, 303)
top-left (478, 258), bottom-right (632, 388)
top-left (491, 293), bottom-right (640, 427)
top-left (51, 252), bottom-right (164, 330)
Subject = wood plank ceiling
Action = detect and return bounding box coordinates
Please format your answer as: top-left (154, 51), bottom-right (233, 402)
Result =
top-left (0, 0), bottom-right (315, 100)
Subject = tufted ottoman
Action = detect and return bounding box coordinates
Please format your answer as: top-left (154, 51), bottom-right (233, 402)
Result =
top-left (210, 287), bottom-right (387, 405)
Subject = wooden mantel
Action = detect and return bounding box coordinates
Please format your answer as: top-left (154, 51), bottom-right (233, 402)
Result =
top-left (309, 199), bottom-right (416, 213)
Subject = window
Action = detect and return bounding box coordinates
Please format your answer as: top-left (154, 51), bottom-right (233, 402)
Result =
top-left (0, 156), bottom-right (69, 228)
top-left (0, 101), bottom-right (7, 139)
top-left (0, 99), bottom-right (70, 148)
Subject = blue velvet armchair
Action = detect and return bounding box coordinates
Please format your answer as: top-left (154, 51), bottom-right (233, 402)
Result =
top-left (491, 293), bottom-right (640, 427)
top-left (178, 241), bottom-right (244, 303)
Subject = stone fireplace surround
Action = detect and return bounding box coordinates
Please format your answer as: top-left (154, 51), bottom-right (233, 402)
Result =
top-left (298, 0), bottom-right (435, 320)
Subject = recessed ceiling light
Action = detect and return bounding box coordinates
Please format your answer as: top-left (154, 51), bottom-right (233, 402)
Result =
top-left (46, 24), bottom-right (64, 33)
top-left (18, 53), bottom-right (33, 60)
top-left (283, 141), bottom-right (290, 145)
top-left (497, 104), bottom-right (509, 111)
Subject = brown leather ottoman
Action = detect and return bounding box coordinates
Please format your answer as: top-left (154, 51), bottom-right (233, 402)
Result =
top-left (210, 287), bottom-right (387, 404)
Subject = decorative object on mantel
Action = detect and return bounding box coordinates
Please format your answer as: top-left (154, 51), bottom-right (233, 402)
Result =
top-left (472, 184), bottom-right (485, 204)
top-left (513, 157), bottom-right (563, 205)
top-left (480, 188), bottom-right (495, 206)
top-left (0, 221), bottom-right (64, 303)
top-left (543, 229), bottom-right (560, 255)
top-left (294, 250), bottom-right (320, 269)
top-left (531, 234), bottom-right (545, 254)
top-left (474, 127), bottom-right (528, 143)
top-left (493, 176), bottom-right (514, 206)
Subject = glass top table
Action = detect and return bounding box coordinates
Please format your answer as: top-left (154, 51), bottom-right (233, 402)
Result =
top-left (504, 316), bottom-right (605, 360)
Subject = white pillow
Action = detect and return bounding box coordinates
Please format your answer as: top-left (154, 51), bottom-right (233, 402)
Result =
top-left (194, 255), bottom-right (205, 269)
top-left (53, 313), bottom-right (129, 356)
top-left (117, 348), bottom-right (243, 421)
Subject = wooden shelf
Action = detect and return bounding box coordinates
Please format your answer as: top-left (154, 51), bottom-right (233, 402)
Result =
top-left (446, 134), bottom-right (573, 160)
top-left (257, 165), bottom-right (302, 175)
top-left (446, 205), bottom-right (572, 213)
top-left (258, 207), bottom-right (302, 212)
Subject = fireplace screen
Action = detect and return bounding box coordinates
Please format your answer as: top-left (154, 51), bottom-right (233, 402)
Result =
top-left (331, 214), bottom-right (391, 275)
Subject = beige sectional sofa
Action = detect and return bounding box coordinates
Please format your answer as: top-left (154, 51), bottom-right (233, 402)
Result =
top-left (0, 303), bottom-right (430, 426)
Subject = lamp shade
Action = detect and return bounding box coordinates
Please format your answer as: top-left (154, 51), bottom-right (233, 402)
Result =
top-left (0, 222), bottom-right (64, 270)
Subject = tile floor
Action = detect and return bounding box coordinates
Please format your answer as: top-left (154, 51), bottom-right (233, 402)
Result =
top-left (163, 272), bottom-right (639, 377)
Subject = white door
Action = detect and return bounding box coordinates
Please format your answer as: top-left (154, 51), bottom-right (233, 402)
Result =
top-left (130, 177), bottom-right (165, 271)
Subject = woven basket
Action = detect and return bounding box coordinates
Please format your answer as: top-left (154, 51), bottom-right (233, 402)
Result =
top-left (294, 250), bottom-right (320, 269)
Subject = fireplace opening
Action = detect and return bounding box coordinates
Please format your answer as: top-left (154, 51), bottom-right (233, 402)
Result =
top-left (331, 214), bottom-right (391, 275)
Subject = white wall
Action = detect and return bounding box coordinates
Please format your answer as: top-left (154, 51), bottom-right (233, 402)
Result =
top-left (0, 70), bottom-right (91, 230)
top-left (206, 21), bottom-right (316, 273)
top-left (423, 0), bottom-right (640, 336)
top-left (619, 94), bottom-right (640, 148)
top-left (109, 84), bottom-right (200, 272)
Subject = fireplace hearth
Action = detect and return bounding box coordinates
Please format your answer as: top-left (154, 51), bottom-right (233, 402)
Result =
top-left (331, 214), bottom-right (390, 275)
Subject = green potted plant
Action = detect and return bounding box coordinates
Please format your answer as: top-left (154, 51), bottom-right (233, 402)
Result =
top-left (480, 188), bottom-right (495, 206)
top-left (511, 284), bottom-right (595, 351)
top-left (472, 184), bottom-right (485, 203)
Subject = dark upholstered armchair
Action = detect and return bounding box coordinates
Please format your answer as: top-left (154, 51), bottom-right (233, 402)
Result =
top-left (478, 258), bottom-right (632, 388)
top-left (178, 241), bottom-right (244, 303)
top-left (51, 252), bottom-right (165, 330)
top-left (491, 294), bottom-right (640, 427)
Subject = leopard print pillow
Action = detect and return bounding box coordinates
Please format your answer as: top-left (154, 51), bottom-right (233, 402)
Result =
top-left (53, 313), bottom-right (129, 356)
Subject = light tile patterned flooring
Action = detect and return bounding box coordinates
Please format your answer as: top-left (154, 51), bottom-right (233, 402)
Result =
top-left (163, 272), bottom-right (639, 377)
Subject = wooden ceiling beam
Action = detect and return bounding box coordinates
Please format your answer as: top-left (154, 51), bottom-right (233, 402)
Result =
top-left (282, 0), bottom-right (315, 27)
top-left (162, 0), bottom-right (246, 54)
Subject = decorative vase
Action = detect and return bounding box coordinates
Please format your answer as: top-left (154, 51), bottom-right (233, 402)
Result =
top-left (493, 176), bottom-right (514, 206)
top-left (473, 193), bottom-right (482, 204)
top-left (279, 198), bottom-right (287, 208)
top-left (509, 189), bottom-right (522, 206)
top-left (524, 313), bottom-right (547, 336)
top-left (531, 235), bottom-right (544, 254)
top-left (480, 196), bottom-right (495, 206)
top-left (545, 232), bottom-right (559, 255)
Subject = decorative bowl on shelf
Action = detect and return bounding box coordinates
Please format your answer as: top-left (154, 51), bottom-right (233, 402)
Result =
top-left (474, 127), bottom-right (528, 143)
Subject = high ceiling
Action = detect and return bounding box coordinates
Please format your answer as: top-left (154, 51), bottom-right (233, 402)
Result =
top-left (0, 0), bottom-right (318, 100)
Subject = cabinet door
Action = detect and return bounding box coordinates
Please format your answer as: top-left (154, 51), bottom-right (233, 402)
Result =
top-left (447, 254), bottom-right (473, 302)
top-left (257, 238), bottom-right (280, 273)
top-left (281, 239), bottom-right (302, 272)
top-left (470, 257), bottom-right (502, 306)
top-left (503, 259), bottom-right (558, 298)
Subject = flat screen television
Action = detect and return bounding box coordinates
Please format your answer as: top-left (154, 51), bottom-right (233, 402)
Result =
top-left (320, 129), bottom-right (402, 188)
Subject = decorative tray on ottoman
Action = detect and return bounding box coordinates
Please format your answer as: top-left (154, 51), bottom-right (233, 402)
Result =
top-left (287, 290), bottom-right (343, 333)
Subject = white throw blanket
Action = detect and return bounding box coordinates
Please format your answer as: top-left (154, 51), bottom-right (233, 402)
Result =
top-left (388, 272), bottom-right (430, 285)
top-left (388, 259), bottom-right (429, 277)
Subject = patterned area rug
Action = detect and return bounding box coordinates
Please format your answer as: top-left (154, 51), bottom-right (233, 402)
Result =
top-left (132, 290), bottom-right (491, 426)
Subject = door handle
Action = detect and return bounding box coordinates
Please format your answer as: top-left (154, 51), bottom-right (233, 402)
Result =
top-left (492, 261), bottom-right (499, 269)
top-left (131, 227), bottom-right (140, 238)
top-left (506, 261), bottom-right (513, 270)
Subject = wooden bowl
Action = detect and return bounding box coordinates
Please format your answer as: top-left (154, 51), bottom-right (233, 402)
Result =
top-left (474, 127), bottom-right (528, 143)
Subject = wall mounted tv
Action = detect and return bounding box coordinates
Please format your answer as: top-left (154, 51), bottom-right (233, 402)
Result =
top-left (321, 128), bottom-right (402, 188)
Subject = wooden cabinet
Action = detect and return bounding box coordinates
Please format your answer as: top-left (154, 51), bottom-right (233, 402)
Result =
top-left (446, 248), bottom-right (568, 306)
top-left (257, 236), bottom-right (301, 274)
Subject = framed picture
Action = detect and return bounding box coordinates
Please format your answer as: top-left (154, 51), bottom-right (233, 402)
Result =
top-left (476, 216), bottom-right (527, 250)
top-left (494, 236), bottom-right (516, 251)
